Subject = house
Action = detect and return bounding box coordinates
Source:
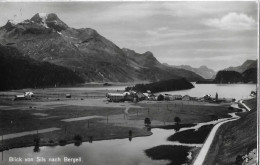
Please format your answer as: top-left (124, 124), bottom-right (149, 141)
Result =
top-left (169, 95), bottom-right (182, 100)
top-left (136, 92), bottom-right (147, 101)
top-left (123, 92), bottom-right (134, 101)
top-left (143, 93), bottom-right (149, 97)
top-left (25, 92), bottom-right (34, 97)
top-left (163, 94), bottom-right (170, 101)
top-left (250, 91), bottom-right (257, 97)
top-left (24, 92), bottom-right (34, 99)
top-left (182, 95), bottom-right (191, 101)
top-left (14, 91), bottom-right (34, 100)
top-left (14, 94), bottom-right (26, 100)
top-left (106, 93), bottom-right (125, 102)
top-left (203, 94), bottom-right (212, 101)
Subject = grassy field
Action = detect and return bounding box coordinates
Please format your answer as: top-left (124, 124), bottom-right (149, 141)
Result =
top-left (131, 101), bottom-right (233, 124)
top-left (203, 97), bottom-right (257, 165)
top-left (0, 88), bottom-right (235, 152)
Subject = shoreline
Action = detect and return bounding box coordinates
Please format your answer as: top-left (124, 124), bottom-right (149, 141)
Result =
top-left (0, 131), bottom-right (153, 152)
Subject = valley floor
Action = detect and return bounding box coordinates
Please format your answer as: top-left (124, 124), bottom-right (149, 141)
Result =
top-left (0, 87), bottom-right (235, 153)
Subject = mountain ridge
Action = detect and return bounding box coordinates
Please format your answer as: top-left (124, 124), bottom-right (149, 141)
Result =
top-left (224, 60), bottom-right (257, 73)
top-left (0, 13), bottom-right (204, 83)
top-left (163, 63), bottom-right (216, 79)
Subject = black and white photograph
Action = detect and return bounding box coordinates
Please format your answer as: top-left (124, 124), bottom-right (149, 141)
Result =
top-left (0, 1), bottom-right (258, 165)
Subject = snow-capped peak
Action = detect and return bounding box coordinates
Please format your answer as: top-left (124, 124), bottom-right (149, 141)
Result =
top-left (38, 13), bottom-right (48, 18)
top-left (30, 13), bottom-right (68, 31)
top-left (38, 13), bottom-right (49, 28)
top-left (8, 19), bottom-right (17, 25)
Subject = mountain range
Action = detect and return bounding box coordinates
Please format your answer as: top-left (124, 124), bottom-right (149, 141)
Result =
top-left (163, 64), bottom-right (216, 79)
top-left (224, 60), bottom-right (257, 73)
top-left (0, 13), bottom-right (204, 87)
top-left (0, 13), bottom-right (257, 90)
top-left (197, 60), bottom-right (257, 84)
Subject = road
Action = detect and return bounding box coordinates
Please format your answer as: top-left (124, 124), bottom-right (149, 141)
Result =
top-left (239, 100), bottom-right (251, 111)
top-left (193, 113), bottom-right (240, 165)
top-left (1, 128), bottom-right (60, 140)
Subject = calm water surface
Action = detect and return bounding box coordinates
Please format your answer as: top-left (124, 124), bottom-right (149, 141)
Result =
top-left (159, 83), bottom-right (256, 101)
top-left (1, 129), bottom-right (173, 165)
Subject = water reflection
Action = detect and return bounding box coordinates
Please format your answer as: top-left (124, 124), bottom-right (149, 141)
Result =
top-left (174, 125), bottom-right (180, 132)
top-left (159, 83), bottom-right (255, 101)
top-left (33, 145), bottom-right (40, 152)
top-left (89, 136), bottom-right (93, 143)
top-left (74, 141), bottom-right (82, 147)
top-left (1, 129), bottom-right (174, 165)
top-left (33, 137), bottom-right (40, 152)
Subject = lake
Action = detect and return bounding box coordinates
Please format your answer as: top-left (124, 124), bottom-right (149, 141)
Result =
top-left (60, 83), bottom-right (256, 101)
top-left (159, 83), bottom-right (256, 101)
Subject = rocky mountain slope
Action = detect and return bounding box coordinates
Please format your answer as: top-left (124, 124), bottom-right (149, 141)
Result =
top-left (0, 13), bottom-right (203, 83)
top-left (164, 64), bottom-right (216, 79)
top-left (0, 44), bottom-right (84, 90)
top-left (225, 60), bottom-right (257, 73)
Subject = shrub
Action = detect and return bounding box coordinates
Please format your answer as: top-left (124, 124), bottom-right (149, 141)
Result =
top-left (157, 94), bottom-right (164, 101)
top-left (74, 134), bottom-right (83, 141)
top-left (59, 139), bottom-right (67, 146)
top-left (144, 118), bottom-right (151, 126)
top-left (174, 117), bottom-right (181, 125)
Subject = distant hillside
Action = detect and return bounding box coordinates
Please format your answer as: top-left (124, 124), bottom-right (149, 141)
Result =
top-left (242, 68), bottom-right (257, 83)
top-left (122, 48), bottom-right (204, 82)
top-left (225, 60), bottom-right (257, 73)
top-left (214, 69), bottom-right (257, 84)
top-left (164, 64), bottom-right (216, 79)
top-left (0, 45), bottom-right (84, 91)
top-left (214, 71), bottom-right (243, 83)
top-left (197, 67), bottom-right (257, 84)
top-left (0, 13), bottom-right (204, 83)
top-left (126, 78), bottom-right (194, 93)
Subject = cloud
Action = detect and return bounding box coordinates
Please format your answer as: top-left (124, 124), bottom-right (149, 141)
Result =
top-left (204, 12), bottom-right (256, 30)
top-left (93, 3), bottom-right (161, 23)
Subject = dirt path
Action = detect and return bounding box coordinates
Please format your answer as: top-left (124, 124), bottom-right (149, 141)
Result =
top-left (1, 128), bottom-right (61, 140)
top-left (193, 113), bottom-right (240, 165)
top-left (239, 100), bottom-right (251, 111)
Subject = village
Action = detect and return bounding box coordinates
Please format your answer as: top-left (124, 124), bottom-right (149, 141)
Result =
top-left (106, 90), bottom-right (234, 103)
top-left (11, 89), bottom-right (236, 106)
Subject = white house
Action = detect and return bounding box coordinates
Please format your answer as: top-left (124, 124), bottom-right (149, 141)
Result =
top-left (169, 95), bottom-right (182, 100)
top-left (14, 94), bottom-right (26, 100)
top-left (106, 93), bottom-right (125, 102)
top-left (182, 95), bottom-right (191, 101)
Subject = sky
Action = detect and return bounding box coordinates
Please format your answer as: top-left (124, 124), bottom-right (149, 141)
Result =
top-left (0, 1), bottom-right (258, 71)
